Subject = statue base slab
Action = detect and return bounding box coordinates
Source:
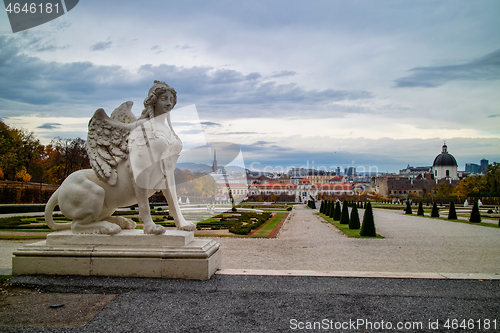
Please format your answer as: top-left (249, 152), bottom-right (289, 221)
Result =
top-left (12, 230), bottom-right (221, 280)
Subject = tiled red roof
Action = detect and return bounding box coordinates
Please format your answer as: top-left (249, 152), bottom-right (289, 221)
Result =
top-left (329, 176), bottom-right (343, 182)
top-left (299, 178), bottom-right (310, 184)
top-left (313, 183), bottom-right (352, 190)
top-left (257, 182), bottom-right (297, 190)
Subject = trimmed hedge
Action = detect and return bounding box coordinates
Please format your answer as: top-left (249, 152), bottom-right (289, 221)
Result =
top-left (448, 201), bottom-right (457, 220)
top-left (0, 204), bottom-right (59, 214)
top-left (340, 200), bottom-right (349, 224)
top-left (405, 201), bottom-right (412, 214)
top-left (469, 202), bottom-right (481, 223)
top-left (417, 202), bottom-right (424, 216)
top-left (333, 201), bottom-right (342, 221)
top-left (360, 202), bottom-right (376, 237)
top-left (349, 205), bottom-right (360, 229)
top-left (431, 202), bottom-right (439, 218)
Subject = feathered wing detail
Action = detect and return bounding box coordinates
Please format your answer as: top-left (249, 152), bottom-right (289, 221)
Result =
top-left (110, 101), bottom-right (137, 124)
top-left (87, 107), bottom-right (133, 186)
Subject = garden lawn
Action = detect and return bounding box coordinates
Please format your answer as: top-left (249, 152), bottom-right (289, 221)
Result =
top-left (405, 214), bottom-right (500, 228)
top-left (251, 213), bottom-right (287, 238)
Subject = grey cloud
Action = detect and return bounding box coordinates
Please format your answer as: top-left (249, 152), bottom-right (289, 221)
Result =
top-left (53, 21), bottom-right (71, 30)
top-left (395, 49), bottom-right (500, 88)
top-left (151, 45), bottom-right (162, 53)
top-left (270, 70), bottom-right (297, 78)
top-left (0, 36), bottom-right (373, 119)
top-left (32, 44), bottom-right (62, 52)
top-left (245, 72), bottom-right (261, 80)
top-left (201, 121), bottom-right (222, 127)
top-left (488, 114), bottom-right (500, 118)
top-left (214, 132), bottom-right (259, 135)
top-left (40, 130), bottom-right (87, 141)
top-left (242, 137), bottom-right (500, 174)
top-left (17, 34), bottom-right (65, 52)
top-left (90, 41), bottom-right (112, 51)
top-left (175, 44), bottom-right (193, 50)
top-left (37, 123), bottom-right (61, 129)
top-left (173, 121), bottom-right (200, 126)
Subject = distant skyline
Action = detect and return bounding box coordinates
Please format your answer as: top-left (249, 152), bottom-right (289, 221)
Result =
top-left (1, 1), bottom-right (499, 173)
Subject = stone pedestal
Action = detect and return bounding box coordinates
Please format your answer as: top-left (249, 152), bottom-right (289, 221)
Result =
top-left (12, 230), bottom-right (221, 280)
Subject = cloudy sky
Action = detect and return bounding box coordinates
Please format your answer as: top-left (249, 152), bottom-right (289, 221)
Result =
top-left (1, 0), bottom-right (499, 173)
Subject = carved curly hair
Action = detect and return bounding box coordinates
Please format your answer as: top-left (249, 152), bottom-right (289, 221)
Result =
top-left (139, 80), bottom-right (177, 120)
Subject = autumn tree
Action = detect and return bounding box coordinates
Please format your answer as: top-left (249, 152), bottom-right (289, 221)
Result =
top-left (484, 162), bottom-right (500, 195)
top-left (0, 121), bottom-right (44, 181)
top-left (175, 169), bottom-right (217, 198)
top-left (453, 176), bottom-right (487, 198)
top-left (15, 167), bottom-right (31, 182)
top-left (434, 182), bottom-right (454, 198)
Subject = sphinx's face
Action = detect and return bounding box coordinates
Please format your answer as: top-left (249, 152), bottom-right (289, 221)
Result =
top-left (154, 91), bottom-right (175, 116)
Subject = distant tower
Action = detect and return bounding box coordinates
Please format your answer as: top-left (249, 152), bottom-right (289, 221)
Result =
top-left (212, 149), bottom-right (218, 172)
top-left (480, 158), bottom-right (489, 174)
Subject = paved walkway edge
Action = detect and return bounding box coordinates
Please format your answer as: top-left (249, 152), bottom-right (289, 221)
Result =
top-left (216, 268), bottom-right (500, 280)
top-left (3, 268), bottom-right (499, 280)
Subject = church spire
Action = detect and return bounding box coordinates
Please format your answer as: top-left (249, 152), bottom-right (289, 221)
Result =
top-left (442, 141), bottom-right (448, 153)
top-left (212, 149), bottom-right (218, 172)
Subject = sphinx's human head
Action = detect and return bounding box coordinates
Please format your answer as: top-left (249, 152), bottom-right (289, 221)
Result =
top-left (140, 81), bottom-right (177, 119)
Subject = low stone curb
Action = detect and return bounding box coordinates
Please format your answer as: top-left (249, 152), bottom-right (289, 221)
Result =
top-left (217, 269), bottom-right (500, 280)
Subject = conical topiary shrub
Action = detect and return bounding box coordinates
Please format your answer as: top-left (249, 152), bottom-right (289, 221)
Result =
top-left (340, 200), bottom-right (349, 224)
top-left (417, 202), bottom-right (424, 216)
top-left (311, 200), bottom-right (316, 209)
top-left (334, 201), bottom-right (342, 221)
top-left (431, 202), bottom-right (439, 217)
top-left (360, 202), bottom-right (376, 236)
top-left (469, 201), bottom-right (481, 223)
top-left (328, 201), bottom-right (335, 218)
top-left (349, 204), bottom-right (360, 229)
top-left (448, 201), bottom-right (457, 220)
top-left (405, 201), bottom-right (412, 214)
top-left (319, 200), bottom-right (324, 214)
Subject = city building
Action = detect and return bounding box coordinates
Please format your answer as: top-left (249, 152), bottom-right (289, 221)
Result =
top-left (216, 183), bottom-right (249, 203)
top-left (399, 165), bottom-right (432, 178)
top-left (480, 159), bottom-right (489, 174)
top-left (432, 142), bottom-right (458, 180)
top-left (248, 178), bottom-right (358, 202)
top-left (465, 163), bottom-right (479, 174)
top-left (375, 176), bottom-right (460, 198)
top-left (344, 167), bottom-right (356, 177)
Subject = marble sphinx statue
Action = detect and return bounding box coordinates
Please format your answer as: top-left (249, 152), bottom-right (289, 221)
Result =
top-left (44, 81), bottom-right (196, 234)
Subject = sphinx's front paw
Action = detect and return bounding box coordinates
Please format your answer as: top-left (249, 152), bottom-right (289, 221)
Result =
top-left (176, 219), bottom-right (196, 231)
top-left (144, 223), bottom-right (166, 235)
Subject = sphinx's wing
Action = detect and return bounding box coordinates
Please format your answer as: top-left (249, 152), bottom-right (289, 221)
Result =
top-left (87, 108), bottom-right (131, 186)
top-left (110, 101), bottom-right (138, 124)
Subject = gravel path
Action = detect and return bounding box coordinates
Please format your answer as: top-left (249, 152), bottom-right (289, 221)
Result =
top-left (2, 206), bottom-right (499, 274)
top-left (216, 205), bottom-right (500, 273)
